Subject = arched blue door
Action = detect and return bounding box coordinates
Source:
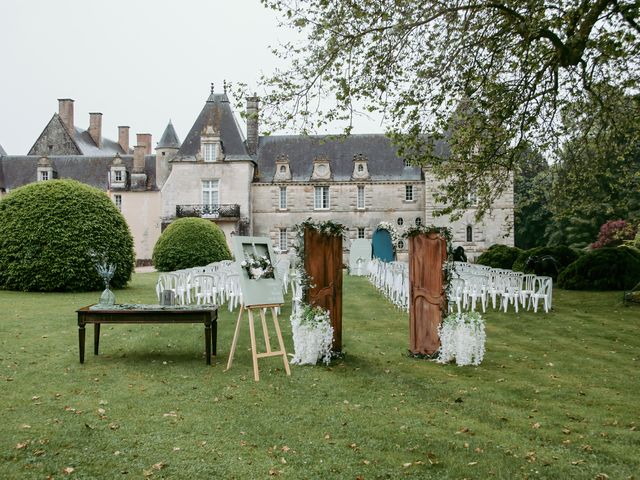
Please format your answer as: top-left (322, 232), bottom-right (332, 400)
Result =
top-left (372, 228), bottom-right (395, 262)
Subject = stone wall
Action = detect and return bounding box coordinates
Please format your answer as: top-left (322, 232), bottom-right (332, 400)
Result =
top-left (28, 117), bottom-right (79, 156)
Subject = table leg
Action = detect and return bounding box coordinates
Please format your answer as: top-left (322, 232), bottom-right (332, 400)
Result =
top-left (94, 323), bottom-right (101, 355)
top-left (212, 320), bottom-right (217, 356)
top-left (205, 321), bottom-right (212, 366)
top-left (78, 323), bottom-right (86, 364)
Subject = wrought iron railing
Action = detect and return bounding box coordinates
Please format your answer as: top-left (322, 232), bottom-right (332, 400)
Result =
top-left (176, 204), bottom-right (240, 219)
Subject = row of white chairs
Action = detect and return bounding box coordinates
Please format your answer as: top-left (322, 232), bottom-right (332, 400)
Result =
top-left (367, 259), bottom-right (410, 311)
top-left (155, 257), bottom-right (292, 311)
top-left (365, 259), bottom-right (553, 314)
top-left (450, 262), bottom-right (553, 313)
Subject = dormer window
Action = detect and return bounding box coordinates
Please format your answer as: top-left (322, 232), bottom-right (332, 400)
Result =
top-left (36, 156), bottom-right (54, 182)
top-left (110, 154), bottom-right (127, 189)
top-left (273, 155), bottom-right (292, 181)
top-left (203, 143), bottom-right (216, 162)
top-left (311, 155), bottom-right (331, 181)
top-left (201, 125), bottom-right (223, 162)
top-left (351, 153), bottom-right (370, 180)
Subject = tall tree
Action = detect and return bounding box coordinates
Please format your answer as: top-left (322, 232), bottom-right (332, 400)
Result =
top-left (254, 0), bottom-right (640, 218)
top-left (514, 148), bottom-right (552, 249)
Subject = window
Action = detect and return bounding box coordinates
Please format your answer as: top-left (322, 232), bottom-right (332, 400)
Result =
top-left (314, 186), bottom-right (330, 210)
top-left (415, 217), bottom-right (422, 226)
top-left (357, 227), bottom-right (365, 239)
top-left (398, 240), bottom-right (405, 250)
top-left (203, 143), bottom-right (216, 162)
top-left (357, 164), bottom-right (364, 172)
top-left (279, 228), bottom-right (288, 252)
top-left (467, 186), bottom-right (477, 205)
top-left (280, 165), bottom-right (286, 173)
top-left (357, 185), bottom-right (365, 209)
top-left (466, 225), bottom-right (473, 242)
top-left (202, 180), bottom-right (219, 206)
top-left (403, 159), bottom-right (411, 167)
top-left (114, 194), bottom-right (122, 211)
top-left (279, 186), bottom-right (287, 210)
top-left (405, 185), bottom-right (414, 201)
top-left (39, 170), bottom-right (49, 181)
top-left (114, 170), bottom-right (123, 182)
top-left (397, 217), bottom-right (404, 226)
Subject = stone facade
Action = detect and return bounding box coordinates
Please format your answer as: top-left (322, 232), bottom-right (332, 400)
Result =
top-left (0, 89), bottom-right (514, 263)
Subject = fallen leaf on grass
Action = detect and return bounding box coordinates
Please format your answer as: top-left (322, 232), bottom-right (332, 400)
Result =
top-left (268, 468), bottom-right (281, 476)
top-left (109, 423), bottom-right (119, 430)
top-left (16, 442), bottom-right (29, 450)
top-left (163, 412), bottom-right (178, 417)
top-left (571, 460), bottom-right (585, 465)
top-left (20, 424), bottom-right (31, 429)
top-left (562, 428), bottom-right (571, 435)
top-left (468, 461), bottom-right (478, 466)
top-left (525, 451), bottom-right (537, 463)
top-left (532, 422), bottom-right (541, 429)
top-left (63, 467), bottom-right (75, 474)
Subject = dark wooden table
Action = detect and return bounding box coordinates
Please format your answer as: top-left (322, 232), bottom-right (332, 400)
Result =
top-left (76, 305), bottom-right (218, 365)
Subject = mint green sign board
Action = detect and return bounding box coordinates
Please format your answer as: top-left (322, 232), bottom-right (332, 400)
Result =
top-left (232, 236), bottom-right (284, 307)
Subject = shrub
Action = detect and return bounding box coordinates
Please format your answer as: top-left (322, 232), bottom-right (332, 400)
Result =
top-left (591, 219), bottom-right (637, 249)
top-left (476, 244), bottom-right (522, 270)
top-left (0, 179), bottom-right (134, 292)
top-left (557, 247), bottom-right (640, 290)
top-left (512, 246), bottom-right (582, 280)
top-left (152, 218), bottom-right (231, 271)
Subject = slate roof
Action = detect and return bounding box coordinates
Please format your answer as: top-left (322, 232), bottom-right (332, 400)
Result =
top-left (0, 155), bottom-right (157, 191)
top-left (176, 93), bottom-right (250, 160)
top-left (255, 134), bottom-right (429, 182)
top-left (157, 121), bottom-right (181, 149)
top-left (73, 127), bottom-right (125, 155)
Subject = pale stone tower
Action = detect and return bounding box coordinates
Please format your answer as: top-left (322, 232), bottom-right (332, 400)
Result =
top-left (156, 120), bottom-right (181, 189)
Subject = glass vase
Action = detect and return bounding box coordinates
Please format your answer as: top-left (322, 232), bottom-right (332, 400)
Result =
top-left (98, 285), bottom-right (116, 307)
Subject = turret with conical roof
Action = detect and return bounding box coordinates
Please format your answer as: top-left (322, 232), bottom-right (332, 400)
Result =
top-left (156, 120), bottom-right (182, 189)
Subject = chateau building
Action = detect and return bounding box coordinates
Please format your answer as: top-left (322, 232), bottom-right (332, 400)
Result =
top-left (0, 88), bottom-right (514, 264)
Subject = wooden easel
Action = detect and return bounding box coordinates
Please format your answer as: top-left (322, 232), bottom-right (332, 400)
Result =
top-left (225, 304), bottom-right (291, 381)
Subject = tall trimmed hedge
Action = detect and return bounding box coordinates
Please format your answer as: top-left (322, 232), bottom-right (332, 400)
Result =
top-left (558, 247), bottom-right (640, 290)
top-left (476, 244), bottom-right (522, 270)
top-left (152, 218), bottom-right (232, 272)
top-left (0, 179), bottom-right (135, 292)
top-left (512, 246), bottom-right (582, 280)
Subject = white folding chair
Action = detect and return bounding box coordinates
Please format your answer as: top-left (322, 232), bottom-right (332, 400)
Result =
top-left (529, 276), bottom-right (553, 313)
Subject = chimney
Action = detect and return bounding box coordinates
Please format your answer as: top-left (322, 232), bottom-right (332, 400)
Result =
top-left (58, 98), bottom-right (75, 136)
top-left (133, 145), bottom-right (146, 173)
top-left (137, 133), bottom-right (152, 155)
top-left (89, 112), bottom-right (103, 148)
top-left (246, 95), bottom-right (259, 155)
top-left (118, 126), bottom-right (130, 153)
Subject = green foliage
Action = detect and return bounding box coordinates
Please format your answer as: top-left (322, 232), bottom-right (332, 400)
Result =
top-left (249, 0), bottom-right (639, 217)
top-left (558, 247), bottom-right (640, 291)
top-left (0, 179), bottom-right (134, 292)
top-left (152, 218), bottom-right (231, 271)
top-left (476, 244), bottom-right (522, 270)
top-left (512, 246), bottom-right (582, 280)
top-left (514, 148), bottom-right (552, 249)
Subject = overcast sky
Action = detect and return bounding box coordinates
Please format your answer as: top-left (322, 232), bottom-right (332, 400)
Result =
top-left (0, 0), bottom-right (384, 155)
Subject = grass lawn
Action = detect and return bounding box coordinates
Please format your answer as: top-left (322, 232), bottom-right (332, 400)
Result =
top-left (0, 273), bottom-right (638, 479)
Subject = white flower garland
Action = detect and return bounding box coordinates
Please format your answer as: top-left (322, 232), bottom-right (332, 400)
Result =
top-left (290, 304), bottom-right (334, 366)
top-left (437, 312), bottom-right (486, 366)
top-left (376, 221), bottom-right (401, 247)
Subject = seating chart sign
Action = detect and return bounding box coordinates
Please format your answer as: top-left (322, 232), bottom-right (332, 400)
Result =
top-left (349, 239), bottom-right (372, 276)
top-left (232, 236), bottom-right (284, 307)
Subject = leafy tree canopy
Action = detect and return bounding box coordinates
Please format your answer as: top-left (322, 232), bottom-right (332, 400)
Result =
top-left (251, 0), bottom-right (640, 218)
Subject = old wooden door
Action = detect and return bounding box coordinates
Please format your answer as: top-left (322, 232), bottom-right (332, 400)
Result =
top-left (408, 233), bottom-right (447, 355)
top-left (304, 228), bottom-right (343, 352)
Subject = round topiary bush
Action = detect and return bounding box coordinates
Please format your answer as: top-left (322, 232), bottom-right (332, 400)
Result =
top-left (0, 179), bottom-right (135, 292)
top-left (512, 245), bottom-right (582, 279)
top-left (557, 247), bottom-right (640, 290)
top-left (476, 244), bottom-right (522, 269)
top-left (152, 218), bottom-right (232, 271)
